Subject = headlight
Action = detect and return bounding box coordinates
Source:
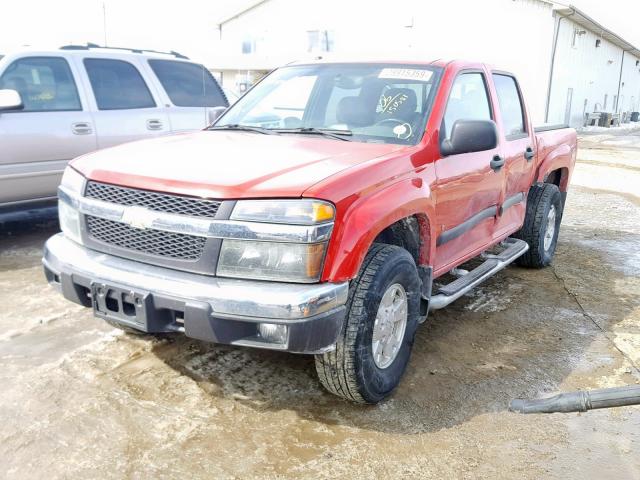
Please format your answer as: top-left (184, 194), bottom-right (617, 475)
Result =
top-left (217, 240), bottom-right (327, 283)
top-left (60, 166), bottom-right (85, 194)
top-left (231, 199), bottom-right (335, 225)
top-left (58, 167), bottom-right (85, 244)
top-left (223, 199), bottom-right (334, 282)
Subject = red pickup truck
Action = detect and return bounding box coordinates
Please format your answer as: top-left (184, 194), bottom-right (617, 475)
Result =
top-left (43, 59), bottom-right (576, 403)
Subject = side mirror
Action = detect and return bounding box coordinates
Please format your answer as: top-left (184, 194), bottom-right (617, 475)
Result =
top-left (0, 89), bottom-right (23, 111)
top-left (440, 119), bottom-right (498, 156)
top-left (208, 106), bottom-right (227, 124)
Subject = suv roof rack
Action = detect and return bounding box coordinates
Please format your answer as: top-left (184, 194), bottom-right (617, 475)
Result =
top-left (59, 43), bottom-right (189, 60)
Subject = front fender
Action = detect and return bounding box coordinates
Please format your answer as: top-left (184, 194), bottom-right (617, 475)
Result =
top-left (322, 177), bottom-right (436, 282)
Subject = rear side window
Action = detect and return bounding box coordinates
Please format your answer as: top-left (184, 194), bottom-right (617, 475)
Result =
top-left (443, 72), bottom-right (492, 139)
top-left (84, 58), bottom-right (156, 110)
top-left (148, 60), bottom-right (227, 107)
top-left (0, 56), bottom-right (81, 112)
top-left (493, 74), bottom-right (526, 138)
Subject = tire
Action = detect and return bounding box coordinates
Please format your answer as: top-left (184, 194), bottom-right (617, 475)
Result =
top-left (314, 244), bottom-right (422, 404)
top-left (514, 183), bottom-right (563, 268)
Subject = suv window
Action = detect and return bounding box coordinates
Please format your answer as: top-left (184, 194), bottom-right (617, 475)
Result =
top-left (443, 72), bottom-right (491, 139)
top-left (493, 74), bottom-right (526, 138)
top-left (148, 60), bottom-right (227, 108)
top-left (0, 56), bottom-right (81, 112)
top-left (84, 58), bottom-right (155, 110)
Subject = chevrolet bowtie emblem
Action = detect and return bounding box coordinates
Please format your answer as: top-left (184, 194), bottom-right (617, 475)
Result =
top-left (121, 206), bottom-right (156, 229)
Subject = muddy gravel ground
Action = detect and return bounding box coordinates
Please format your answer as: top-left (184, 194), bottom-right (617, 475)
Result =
top-left (1, 129), bottom-right (639, 479)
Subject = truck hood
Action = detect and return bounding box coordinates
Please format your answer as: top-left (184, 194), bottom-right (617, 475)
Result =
top-left (72, 131), bottom-right (404, 199)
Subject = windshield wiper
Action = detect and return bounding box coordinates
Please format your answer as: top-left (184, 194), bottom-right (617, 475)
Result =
top-left (274, 127), bottom-right (353, 141)
top-left (207, 124), bottom-right (277, 135)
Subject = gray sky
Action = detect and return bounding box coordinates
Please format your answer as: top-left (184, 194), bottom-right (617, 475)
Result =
top-left (1, 0), bottom-right (638, 63)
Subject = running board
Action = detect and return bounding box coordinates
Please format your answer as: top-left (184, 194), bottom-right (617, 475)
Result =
top-left (429, 238), bottom-right (529, 310)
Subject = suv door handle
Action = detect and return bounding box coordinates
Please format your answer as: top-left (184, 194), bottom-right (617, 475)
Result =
top-left (524, 146), bottom-right (535, 161)
top-left (490, 155), bottom-right (505, 172)
top-left (147, 119), bottom-right (164, 131)
top-left (71, 122), bottom-right (93, 135)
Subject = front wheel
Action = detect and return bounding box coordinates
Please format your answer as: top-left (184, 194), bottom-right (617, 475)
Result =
top-left (315, 244), bottom-right (421, 404)
top-left (514, 183), bottom-right (563, 268)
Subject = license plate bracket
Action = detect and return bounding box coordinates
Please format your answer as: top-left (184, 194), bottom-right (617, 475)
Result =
top-left (91, 282), bottom-right (149, 329)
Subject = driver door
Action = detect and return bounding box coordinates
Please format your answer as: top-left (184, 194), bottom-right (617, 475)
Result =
top-left (433, 71), bottom-right (505, 275)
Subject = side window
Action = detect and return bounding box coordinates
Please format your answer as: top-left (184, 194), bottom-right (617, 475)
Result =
top-left (84, 58), bottom-right (155, 110)
top-left (493, 74), bottom-right (526, 138)
top-left (0, 56), bottom-right (81, 112)
top-left (148, 60), bottom-right (227, 108)
top-left (443, 72), bottom-right (491, 139)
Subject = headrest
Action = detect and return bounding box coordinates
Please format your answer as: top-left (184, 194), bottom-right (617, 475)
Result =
top-left (336, 96), bottom-right (376, 126)
top-left (378, 88), bottom-right (417, 119)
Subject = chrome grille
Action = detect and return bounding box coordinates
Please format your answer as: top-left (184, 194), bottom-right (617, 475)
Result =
top-left (86, 216), bottom-right (206, 261)
top-left (85, 181), bottom-right (221, 218)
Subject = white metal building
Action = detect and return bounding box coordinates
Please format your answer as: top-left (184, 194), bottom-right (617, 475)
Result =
top-left (210, 0), bottom-right (640, 128)
top-left (546, 6), bottom-right (640, 126)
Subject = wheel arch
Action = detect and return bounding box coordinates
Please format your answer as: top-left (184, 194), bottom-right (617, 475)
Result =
top-left (321, 178), bottom-right (436, 282)
top-left (535, 144), bottom-right (575, 192)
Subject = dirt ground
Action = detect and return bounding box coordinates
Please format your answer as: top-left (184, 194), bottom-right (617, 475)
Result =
top-left (1, 128), bottom-right (639, 479)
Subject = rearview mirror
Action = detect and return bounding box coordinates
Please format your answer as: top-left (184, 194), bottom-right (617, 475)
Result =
top-left (440, 119), bottom-right (498, 156)
top-left (0, 89), bottom-right (23, 111)
top-left (208, 106), bottom-right (227, 124)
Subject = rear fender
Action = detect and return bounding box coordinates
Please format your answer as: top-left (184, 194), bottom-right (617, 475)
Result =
top-left (322, 178), bottom-right (436, 282)
top-left (535, 144), bottom-right (575, 191)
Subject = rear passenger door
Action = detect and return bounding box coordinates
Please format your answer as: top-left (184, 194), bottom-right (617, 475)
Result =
top-left (77, 57), bottom-right (170, 149)
top-left (146, 59), bottom-right (228, 131)
top-left (0, 55), bottom-right (96, 205)
top-left (491, 73), bottom-right (535, 236)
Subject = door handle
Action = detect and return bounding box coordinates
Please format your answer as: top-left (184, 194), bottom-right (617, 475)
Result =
top-left (71, 122), bottom-right (93, 135)
top-left (146, 119), bottom-right (164, 131)
top-left (490, 155), bottom-right (505, 172)
top-left (524, 146), bottom-right (535, 161)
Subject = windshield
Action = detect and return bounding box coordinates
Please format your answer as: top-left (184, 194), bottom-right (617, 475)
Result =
top-left (216, 63), bottom-right (441, 145)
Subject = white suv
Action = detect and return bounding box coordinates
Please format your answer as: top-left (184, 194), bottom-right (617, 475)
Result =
top-left (0, 44), bottom-right (228, 209)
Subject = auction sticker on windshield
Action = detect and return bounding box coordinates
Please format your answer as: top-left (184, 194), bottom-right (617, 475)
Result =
top-left (378, 68), bottom-right (433, 82)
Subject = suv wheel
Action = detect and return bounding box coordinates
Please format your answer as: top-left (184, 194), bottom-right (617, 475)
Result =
top-left (514, 183), bottom-right (563, 268)
top-left (315, 244), bottom-right (421, 403)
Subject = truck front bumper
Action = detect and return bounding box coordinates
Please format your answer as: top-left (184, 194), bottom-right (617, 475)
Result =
top-left (42, 234), bottom-right (348, 353)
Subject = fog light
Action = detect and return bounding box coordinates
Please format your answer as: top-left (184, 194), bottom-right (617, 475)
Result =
top-left (258, 323), bottom-right (288, 344)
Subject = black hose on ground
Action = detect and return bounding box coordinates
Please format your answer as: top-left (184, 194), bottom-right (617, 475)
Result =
top-left (509, 385), bottom-right (640, 414)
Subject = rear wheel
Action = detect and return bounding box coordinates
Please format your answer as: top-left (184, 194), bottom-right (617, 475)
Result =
top-left (314, 244), bottom-right (421, 404)
top-left (514, 183), bottom-right (563, 268)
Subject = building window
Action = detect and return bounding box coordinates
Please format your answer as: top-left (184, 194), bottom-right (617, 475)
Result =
top-left (307, 30), bottom-right (334, 53)
top-left (572, 29), bottom-right (586, 48)
top-left (242, 38), bottom-right (255, 54)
